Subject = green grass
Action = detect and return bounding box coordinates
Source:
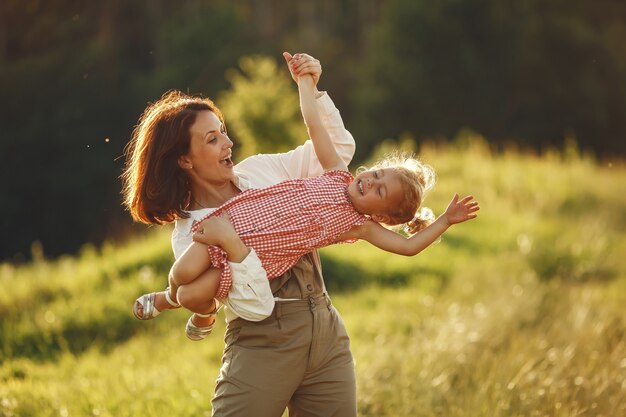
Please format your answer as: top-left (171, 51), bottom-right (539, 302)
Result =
top-left (1, 138), bottom-right (625, 417)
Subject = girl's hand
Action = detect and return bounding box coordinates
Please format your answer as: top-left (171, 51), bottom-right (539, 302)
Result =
top-left (443, 194), bottom-right (480, 225)
top-left (283, 52), bottom-right (322, 85)
top-left (192, 212), bottom-right (237, 247)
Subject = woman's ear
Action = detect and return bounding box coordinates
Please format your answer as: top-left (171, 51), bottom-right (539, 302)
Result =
top-left (371, 213), bottom-right (391, 224)
top-left (178, 155), bottom-right (193, 170)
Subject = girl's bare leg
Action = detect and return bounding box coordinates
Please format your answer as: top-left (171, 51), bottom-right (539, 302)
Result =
top-left (177, 267), bottom-right (222, 328)
top-left (171, 242), bottom-right (213, 286)
top-left (136, 214), bottom-right (248, 320)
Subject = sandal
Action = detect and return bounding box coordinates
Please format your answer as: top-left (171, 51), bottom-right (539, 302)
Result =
top-left (185, 300), bottom-right (222, 341)
top-left (133, 287), bottom-right (180, 320)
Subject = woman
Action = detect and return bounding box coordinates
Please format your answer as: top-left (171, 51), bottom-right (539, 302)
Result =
top-left (122, 53), bottom-right (358, 416)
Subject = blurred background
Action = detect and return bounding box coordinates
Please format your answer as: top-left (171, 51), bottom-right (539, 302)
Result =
top-left (1, 0), bottom-right (625, 260)
top-left (2, 2), bottom-right (626, 416)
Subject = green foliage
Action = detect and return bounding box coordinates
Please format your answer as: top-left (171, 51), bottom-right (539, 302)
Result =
top-left (1, 144), bottom-right (625, 416)
top-left (3, 0), bottom-right (626, 260)
top-left (134, 1), bottom-right (247, 95)
top-left (0, 1), bottom-right (253, 260)
top-left (526, 225), bottom-right (616, 283)
top-left (0, 228), bottom-right (174, 362)
top-left (353, 0), bottom-right (626, 161)
top-left (218, 55), bottom-right (307, 159)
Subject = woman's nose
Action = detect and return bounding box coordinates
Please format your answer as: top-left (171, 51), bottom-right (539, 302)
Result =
top-left (223, 135), bottom-right (233, 148)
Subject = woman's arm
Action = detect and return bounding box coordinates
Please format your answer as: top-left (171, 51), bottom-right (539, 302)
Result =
top-left (297, 74), bottom-right (347, 172)
top-left (172, 214), bottom-right (251, 285)
top-left (192, 213), bottom-right (250, 262)
top-left (339, 194), bottom-right (480, 256)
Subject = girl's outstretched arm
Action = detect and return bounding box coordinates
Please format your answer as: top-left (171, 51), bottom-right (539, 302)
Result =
top-left (296, 70), bottom-right (347, 172)
top-left (339, 194), bottom-right (480, 256)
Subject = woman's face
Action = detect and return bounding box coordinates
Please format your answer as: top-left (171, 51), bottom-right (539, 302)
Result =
top-left (182, 110), bottom-right (234, 185)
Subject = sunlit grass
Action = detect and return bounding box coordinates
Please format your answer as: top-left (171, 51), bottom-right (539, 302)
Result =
top-left (334, 262), bottom-right (625, 416)
top-left (1, 139), bottom-right (625, 416)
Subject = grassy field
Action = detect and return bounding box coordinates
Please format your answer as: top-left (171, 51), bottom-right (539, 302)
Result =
top-left (1, 138), bottom-right (625, 417)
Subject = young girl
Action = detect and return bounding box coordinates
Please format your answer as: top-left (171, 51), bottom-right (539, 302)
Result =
top-left (165, 67), bottom-right (479, 340)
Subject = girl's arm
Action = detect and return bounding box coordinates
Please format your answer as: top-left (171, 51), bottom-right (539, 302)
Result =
top-left (339, 194), bottom-right (480, 256)
top-left (235, 53), bottom-right (355, 185)
top-left (297, 73), bottom-right (348, 172)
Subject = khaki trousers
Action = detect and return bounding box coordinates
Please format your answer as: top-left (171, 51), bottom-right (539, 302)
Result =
top-left (211, 294), bottom-right (357, 417)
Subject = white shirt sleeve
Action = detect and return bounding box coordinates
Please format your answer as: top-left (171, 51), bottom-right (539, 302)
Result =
top-left (234, 92), bottom-right (356, 187)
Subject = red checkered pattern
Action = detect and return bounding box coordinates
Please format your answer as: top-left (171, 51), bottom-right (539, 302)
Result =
top-left (192, 170), bottom-right (367, 299)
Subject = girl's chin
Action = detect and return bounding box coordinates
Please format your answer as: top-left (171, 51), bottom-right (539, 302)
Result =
top-left (346, 188), bottom-right (358, 205)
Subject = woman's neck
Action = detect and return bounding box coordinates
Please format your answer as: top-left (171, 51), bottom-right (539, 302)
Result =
top-left (189, 180), bottom-right (240, 210)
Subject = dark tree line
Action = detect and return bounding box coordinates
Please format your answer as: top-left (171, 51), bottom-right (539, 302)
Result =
top-left (1, 0), bottom-right (624, 260)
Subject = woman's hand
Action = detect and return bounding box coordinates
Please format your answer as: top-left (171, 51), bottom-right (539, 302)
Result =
top-left (283, 52), bottom-right (322, 85)
top-left (193, 212), bottom-right (250, 262)
top-left (443, 194), bottom-right (480, 225)
top-left (193, 212), bottom-right (237, 246)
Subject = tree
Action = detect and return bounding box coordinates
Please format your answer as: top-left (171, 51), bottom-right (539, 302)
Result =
top-left (352, 0), bottom-right (626, 158)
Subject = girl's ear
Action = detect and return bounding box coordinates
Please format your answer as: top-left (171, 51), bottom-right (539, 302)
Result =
top-left (371, 213), bottom-right (391, 224)
top-left (178, 154), bottom-right (193, 170)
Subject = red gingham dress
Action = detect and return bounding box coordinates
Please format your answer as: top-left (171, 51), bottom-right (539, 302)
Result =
top-left (192, 170), bottom-right (368, 299)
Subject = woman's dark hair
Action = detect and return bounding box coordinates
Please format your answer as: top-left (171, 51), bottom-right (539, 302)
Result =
top-left (122, 90), bottom-right (224, 224)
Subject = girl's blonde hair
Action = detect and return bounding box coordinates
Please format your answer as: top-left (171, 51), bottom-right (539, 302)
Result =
top-left (358, 152), bottom-right (436, 235)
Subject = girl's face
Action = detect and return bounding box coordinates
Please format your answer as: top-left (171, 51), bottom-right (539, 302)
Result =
top-left (180, 110), bottom-right (234, 185)
top-left (347, 168), bottom-right (405, 221)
